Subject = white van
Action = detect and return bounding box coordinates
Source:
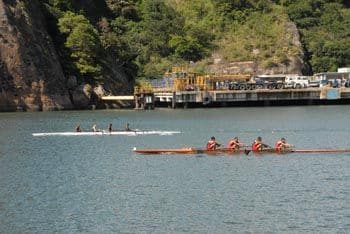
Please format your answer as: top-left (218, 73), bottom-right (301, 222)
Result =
top-left (284, 75), bottom-right (309, 89)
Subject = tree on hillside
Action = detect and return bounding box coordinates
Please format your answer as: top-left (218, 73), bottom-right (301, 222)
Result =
top-left (52, 0), bottom-right (73, 11)
top-left (286, 0), bottom-right (350, 72)
top-left (121, 0), bottom-right (185, 78)
top-left (105, 0), bottom-right (139, 20)
top-left (214, 0), bottom-right (254, 12)
top-left (169, 35), bottom-right (204, 61)
top-left (138, 0), bottom-right (184, 57)
top-left (58, 12), bottom-right (102, 79)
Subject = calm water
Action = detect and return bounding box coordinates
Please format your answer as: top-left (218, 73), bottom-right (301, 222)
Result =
top-left (1, 106), bottom-right (350, 233)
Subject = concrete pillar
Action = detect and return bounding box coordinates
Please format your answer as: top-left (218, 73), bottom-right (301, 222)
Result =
top-left (140, 94), bottom-right (145, 109)
top-left (151, 93), bottom-right (155, 109)
top-left (134, 94), bottom-right (139, 109)
top-left (172, 92), bottom-right (176, 109)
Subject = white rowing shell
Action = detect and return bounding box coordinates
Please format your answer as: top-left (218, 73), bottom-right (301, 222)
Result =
top-left (32, 131), bottom-right (180, 137)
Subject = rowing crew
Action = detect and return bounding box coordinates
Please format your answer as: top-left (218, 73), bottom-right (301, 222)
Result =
top-left (206, 136), bottom-right (293, 152)
top-left (75, 123), bottom-right (132, 132)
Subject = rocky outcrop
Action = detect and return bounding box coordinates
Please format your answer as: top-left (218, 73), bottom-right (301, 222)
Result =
top-left (207, 21), bottom-right (305, 75)
top-left (0, 0), bottom-right (72, 111)
top-left (69, 83), bottom-right (112, 109)
top-left (69, 84), bottom-right (92, 109)
top-left (258, 21), bottom-right (305, 75)
top-left (207, 59), bottom-right (257, 74)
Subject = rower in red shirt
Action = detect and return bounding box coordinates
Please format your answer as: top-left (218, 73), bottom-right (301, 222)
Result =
top-left (252, 136), bottom-right (270, 152)
top-left (227, 137), bottom-right (244, 150)
top-left (206, 136), bottom-right (221, 150)
top-left (275, 137), bottom-right (293, 152)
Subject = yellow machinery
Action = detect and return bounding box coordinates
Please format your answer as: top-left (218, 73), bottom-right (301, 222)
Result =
top-left (211, 74), bottom-right (251, 82)
top-left (206, 74), bottom-right (251, 90)
top-left (174, 72), bottom-right (197, 91)
top-left (172, 66), bottom-right (188, 74)
top-left (134, 80), bottom-right (153, 94)
top-left (135, 66), bottom-right (253, 94)
top-left (171, 66), bottom-right (211, 91)
top-left (173, 71), bottom-right (252, 91)
top-left (195, 75), bottom-right (208, 90)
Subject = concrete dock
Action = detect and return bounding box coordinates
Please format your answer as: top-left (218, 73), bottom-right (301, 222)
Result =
top-left (101, 88), bottom-right (350, 109)
top-left (154, 87), bottom-right (350, 108)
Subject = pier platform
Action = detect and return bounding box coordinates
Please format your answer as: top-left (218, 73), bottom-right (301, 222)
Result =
top-left (100, 88), bottom-right (350, 109)
top-left (154, 88), bottom-right (350, 108)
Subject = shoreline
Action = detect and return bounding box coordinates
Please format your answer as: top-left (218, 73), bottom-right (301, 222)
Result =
top-left (2, 99), bottom-right (350, 112)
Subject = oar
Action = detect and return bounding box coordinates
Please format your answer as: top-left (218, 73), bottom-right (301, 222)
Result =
top-left (217, 146), bottom-right (251, 156)
top-left (241, 145), bottom-right (251, 148)
top-left (292, 148), bottom-right (350, 153)
top-left (250, 144), bottom-right (274, 154)
top-left (229, 145), bottom-right (251, 155)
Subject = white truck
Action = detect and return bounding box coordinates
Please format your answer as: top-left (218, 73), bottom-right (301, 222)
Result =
top-left (284, 75), bottom-right (309, 89)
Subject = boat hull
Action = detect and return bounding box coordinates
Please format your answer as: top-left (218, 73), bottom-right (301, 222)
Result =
top-left (133, 148), bottom-right (199, 154)
top-left (32, 130), bottom-right (180, 137)
top-left (134, 148), bottom-right (257, 155)
top-left (133, 147), bottom-right (350, 155)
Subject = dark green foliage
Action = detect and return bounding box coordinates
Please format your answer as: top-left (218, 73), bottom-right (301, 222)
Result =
top-left (137, 0), bottom-right (182, 56)
top-left (122, 0), bottom-right (187, 78)
top-left (169, 35), bottom-right (205, 61)
top-left (286, 1), bottom-right (321, 28)
top-left (52, 0), bottom-right (73, 11)
top-left (214, 0), bottom-right (254, 13)
top-left (104, 0), bottom-right (139, 20)
top-left (38, 0), bottom-right (350, 83)
top-left (58, 12), bottom-right (102, 75)
top-left (285, 0), bottom-right (350, 72)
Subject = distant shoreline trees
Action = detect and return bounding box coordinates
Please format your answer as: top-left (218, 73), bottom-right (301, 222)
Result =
top-left (39, 0), bottom-right (350, 84)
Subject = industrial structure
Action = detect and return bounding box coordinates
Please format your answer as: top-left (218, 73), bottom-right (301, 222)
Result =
top-left (103, 67), bottom-right (350, 109)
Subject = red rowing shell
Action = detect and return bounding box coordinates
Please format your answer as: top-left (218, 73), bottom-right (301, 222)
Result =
top-left (133, 147), bottom-right (350, 155)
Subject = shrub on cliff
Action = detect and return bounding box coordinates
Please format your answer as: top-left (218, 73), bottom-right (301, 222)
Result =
top-left (285, 0), bottom-right (350, 72)
top-left (58, 12), bottom-right (102, 77)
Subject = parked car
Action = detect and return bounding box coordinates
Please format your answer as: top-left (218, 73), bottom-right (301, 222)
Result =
top-left (284, 75), bottom-right (309, 89)
top-left (345, 79), bottom-right (350, 87)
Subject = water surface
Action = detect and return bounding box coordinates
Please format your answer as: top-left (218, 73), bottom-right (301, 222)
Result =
top-left (1, 106), bottom-right (350, 233)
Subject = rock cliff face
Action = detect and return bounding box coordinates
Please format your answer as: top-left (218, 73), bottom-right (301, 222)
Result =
top-left (207, 21), bottom-right (305, 75)
top-left (0, 0), bottom-right (72, 111)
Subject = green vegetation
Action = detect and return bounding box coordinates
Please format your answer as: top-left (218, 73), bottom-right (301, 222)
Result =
top-left (39, 0), bottom-right (350, 85)
top-left (58, 12), bottom-right (102, 75)
top-left (214, 5), bottom-right (301, 68)
top-left (284, 0), bottom-right (350, 73)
